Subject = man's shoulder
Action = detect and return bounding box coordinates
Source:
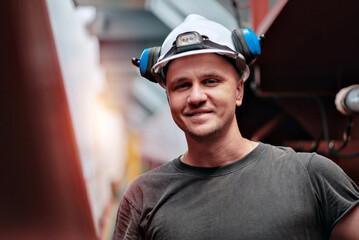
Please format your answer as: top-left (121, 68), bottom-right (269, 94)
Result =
top-left (143, 158), bottom-right (179, 177)
top-left (125, 158), bottom-right (179, 193)
top-left (260, 142), bottom-right (313, 159)
top-left (121, 157), bottom-right (183, 209)
top-left (259, 142), bottom-right (325, 169)
top-left (264, 143), bottom-right (340, 173)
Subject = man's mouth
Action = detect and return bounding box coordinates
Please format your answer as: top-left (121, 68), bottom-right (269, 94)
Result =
top-left (186, 110), bottom-right (212, 117)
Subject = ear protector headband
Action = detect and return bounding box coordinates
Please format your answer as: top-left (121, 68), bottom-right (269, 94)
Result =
top-left (131, 28), bottom-right (264, 84)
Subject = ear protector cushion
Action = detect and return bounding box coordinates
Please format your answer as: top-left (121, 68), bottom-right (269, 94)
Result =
top-left (232, 29), bottom-right (253, 64)
top-left (139, 46), bottom-right (161, 83)
top-left (232, 28), bottom-right (262, 64)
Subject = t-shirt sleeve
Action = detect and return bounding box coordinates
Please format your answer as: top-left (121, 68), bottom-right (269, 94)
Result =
top-left (306, 153), bottom-right (359, 231)
top-left (112, 195), bottom-right (142, 240)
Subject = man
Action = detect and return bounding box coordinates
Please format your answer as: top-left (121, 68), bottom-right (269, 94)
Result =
top-left (113, 14), bottom-right (359, 239)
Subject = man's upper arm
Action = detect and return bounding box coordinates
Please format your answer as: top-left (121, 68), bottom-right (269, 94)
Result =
top-left (305, 153), bottom-right (359, 235)
top-left (330, 204), bottom-right (359, 240)
top-left (112, 196), bottom-right (142, 240)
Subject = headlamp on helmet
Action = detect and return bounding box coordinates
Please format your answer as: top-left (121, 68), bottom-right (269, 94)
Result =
top-left (176, 32), bottom-right (204, 48)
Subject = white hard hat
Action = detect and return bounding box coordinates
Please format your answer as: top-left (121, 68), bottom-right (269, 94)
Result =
top-left (151, 14), bottom-right (250, 86)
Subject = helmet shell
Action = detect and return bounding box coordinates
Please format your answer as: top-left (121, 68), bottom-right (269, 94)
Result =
top-left (151, 14), bottom-right (249, 86)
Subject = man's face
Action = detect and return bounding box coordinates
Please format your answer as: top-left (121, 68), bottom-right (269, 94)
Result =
top-left (165, 53), bottom-right (244, 142)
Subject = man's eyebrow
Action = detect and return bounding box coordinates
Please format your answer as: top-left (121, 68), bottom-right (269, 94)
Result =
top-left (200, 72), bottom-right (222, 78)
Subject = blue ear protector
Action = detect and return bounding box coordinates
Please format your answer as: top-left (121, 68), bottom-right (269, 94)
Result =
top-left (132, 46), bottom-right (161, 83)
top-left (131, 28), bottom-right (264, 83)
top-left (232, 28), bottom-right (264, 64)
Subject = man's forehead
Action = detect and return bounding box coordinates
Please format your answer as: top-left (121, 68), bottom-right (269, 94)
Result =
top-left (165, 53), bottom-right (240, 84)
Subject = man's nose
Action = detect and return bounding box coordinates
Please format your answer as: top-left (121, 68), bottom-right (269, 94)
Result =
top-left (187, 84), bottom-right (207, 105)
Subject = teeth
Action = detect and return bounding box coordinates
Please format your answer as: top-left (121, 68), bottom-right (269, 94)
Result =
top-left (192, 112), bottom-right (206, 116)
top-left (186, 110), bottom-right (211, 116)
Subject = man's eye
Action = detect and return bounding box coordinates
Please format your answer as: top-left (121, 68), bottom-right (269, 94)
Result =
top-left (204, 79), bottom-right (217, 85)
top-left (176, 83), bottom-right (190, 89)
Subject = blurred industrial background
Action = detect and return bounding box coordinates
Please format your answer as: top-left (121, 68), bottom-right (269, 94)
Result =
top-left (1, 0), bottom-right (358, 239)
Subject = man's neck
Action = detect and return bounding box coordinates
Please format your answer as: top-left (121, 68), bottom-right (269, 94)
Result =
top-left (182, 131), bottom-right (258, 168)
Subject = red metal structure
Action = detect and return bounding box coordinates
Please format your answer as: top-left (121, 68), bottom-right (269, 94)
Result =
top-left (0, 0), bottom-right (97, 239)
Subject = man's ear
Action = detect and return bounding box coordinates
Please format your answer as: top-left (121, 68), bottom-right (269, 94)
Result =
top-left (166, 89), bottom-right (171, 104)
top-left (236, 79), bottom-right (244, 107)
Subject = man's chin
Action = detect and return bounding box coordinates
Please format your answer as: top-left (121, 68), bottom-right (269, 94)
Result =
top-left (186, 128), bottom-right (221, 142)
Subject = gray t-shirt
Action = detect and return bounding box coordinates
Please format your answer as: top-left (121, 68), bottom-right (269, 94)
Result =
top-left (113, 143), bottom-right (359, 240)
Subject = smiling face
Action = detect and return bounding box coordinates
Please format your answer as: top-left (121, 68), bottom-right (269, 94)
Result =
top-left (165, 53), bottom-right (244, 142)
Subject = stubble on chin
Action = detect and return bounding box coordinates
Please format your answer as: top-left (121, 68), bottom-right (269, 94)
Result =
top-left (185, 124), bottom-right (222, 142)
